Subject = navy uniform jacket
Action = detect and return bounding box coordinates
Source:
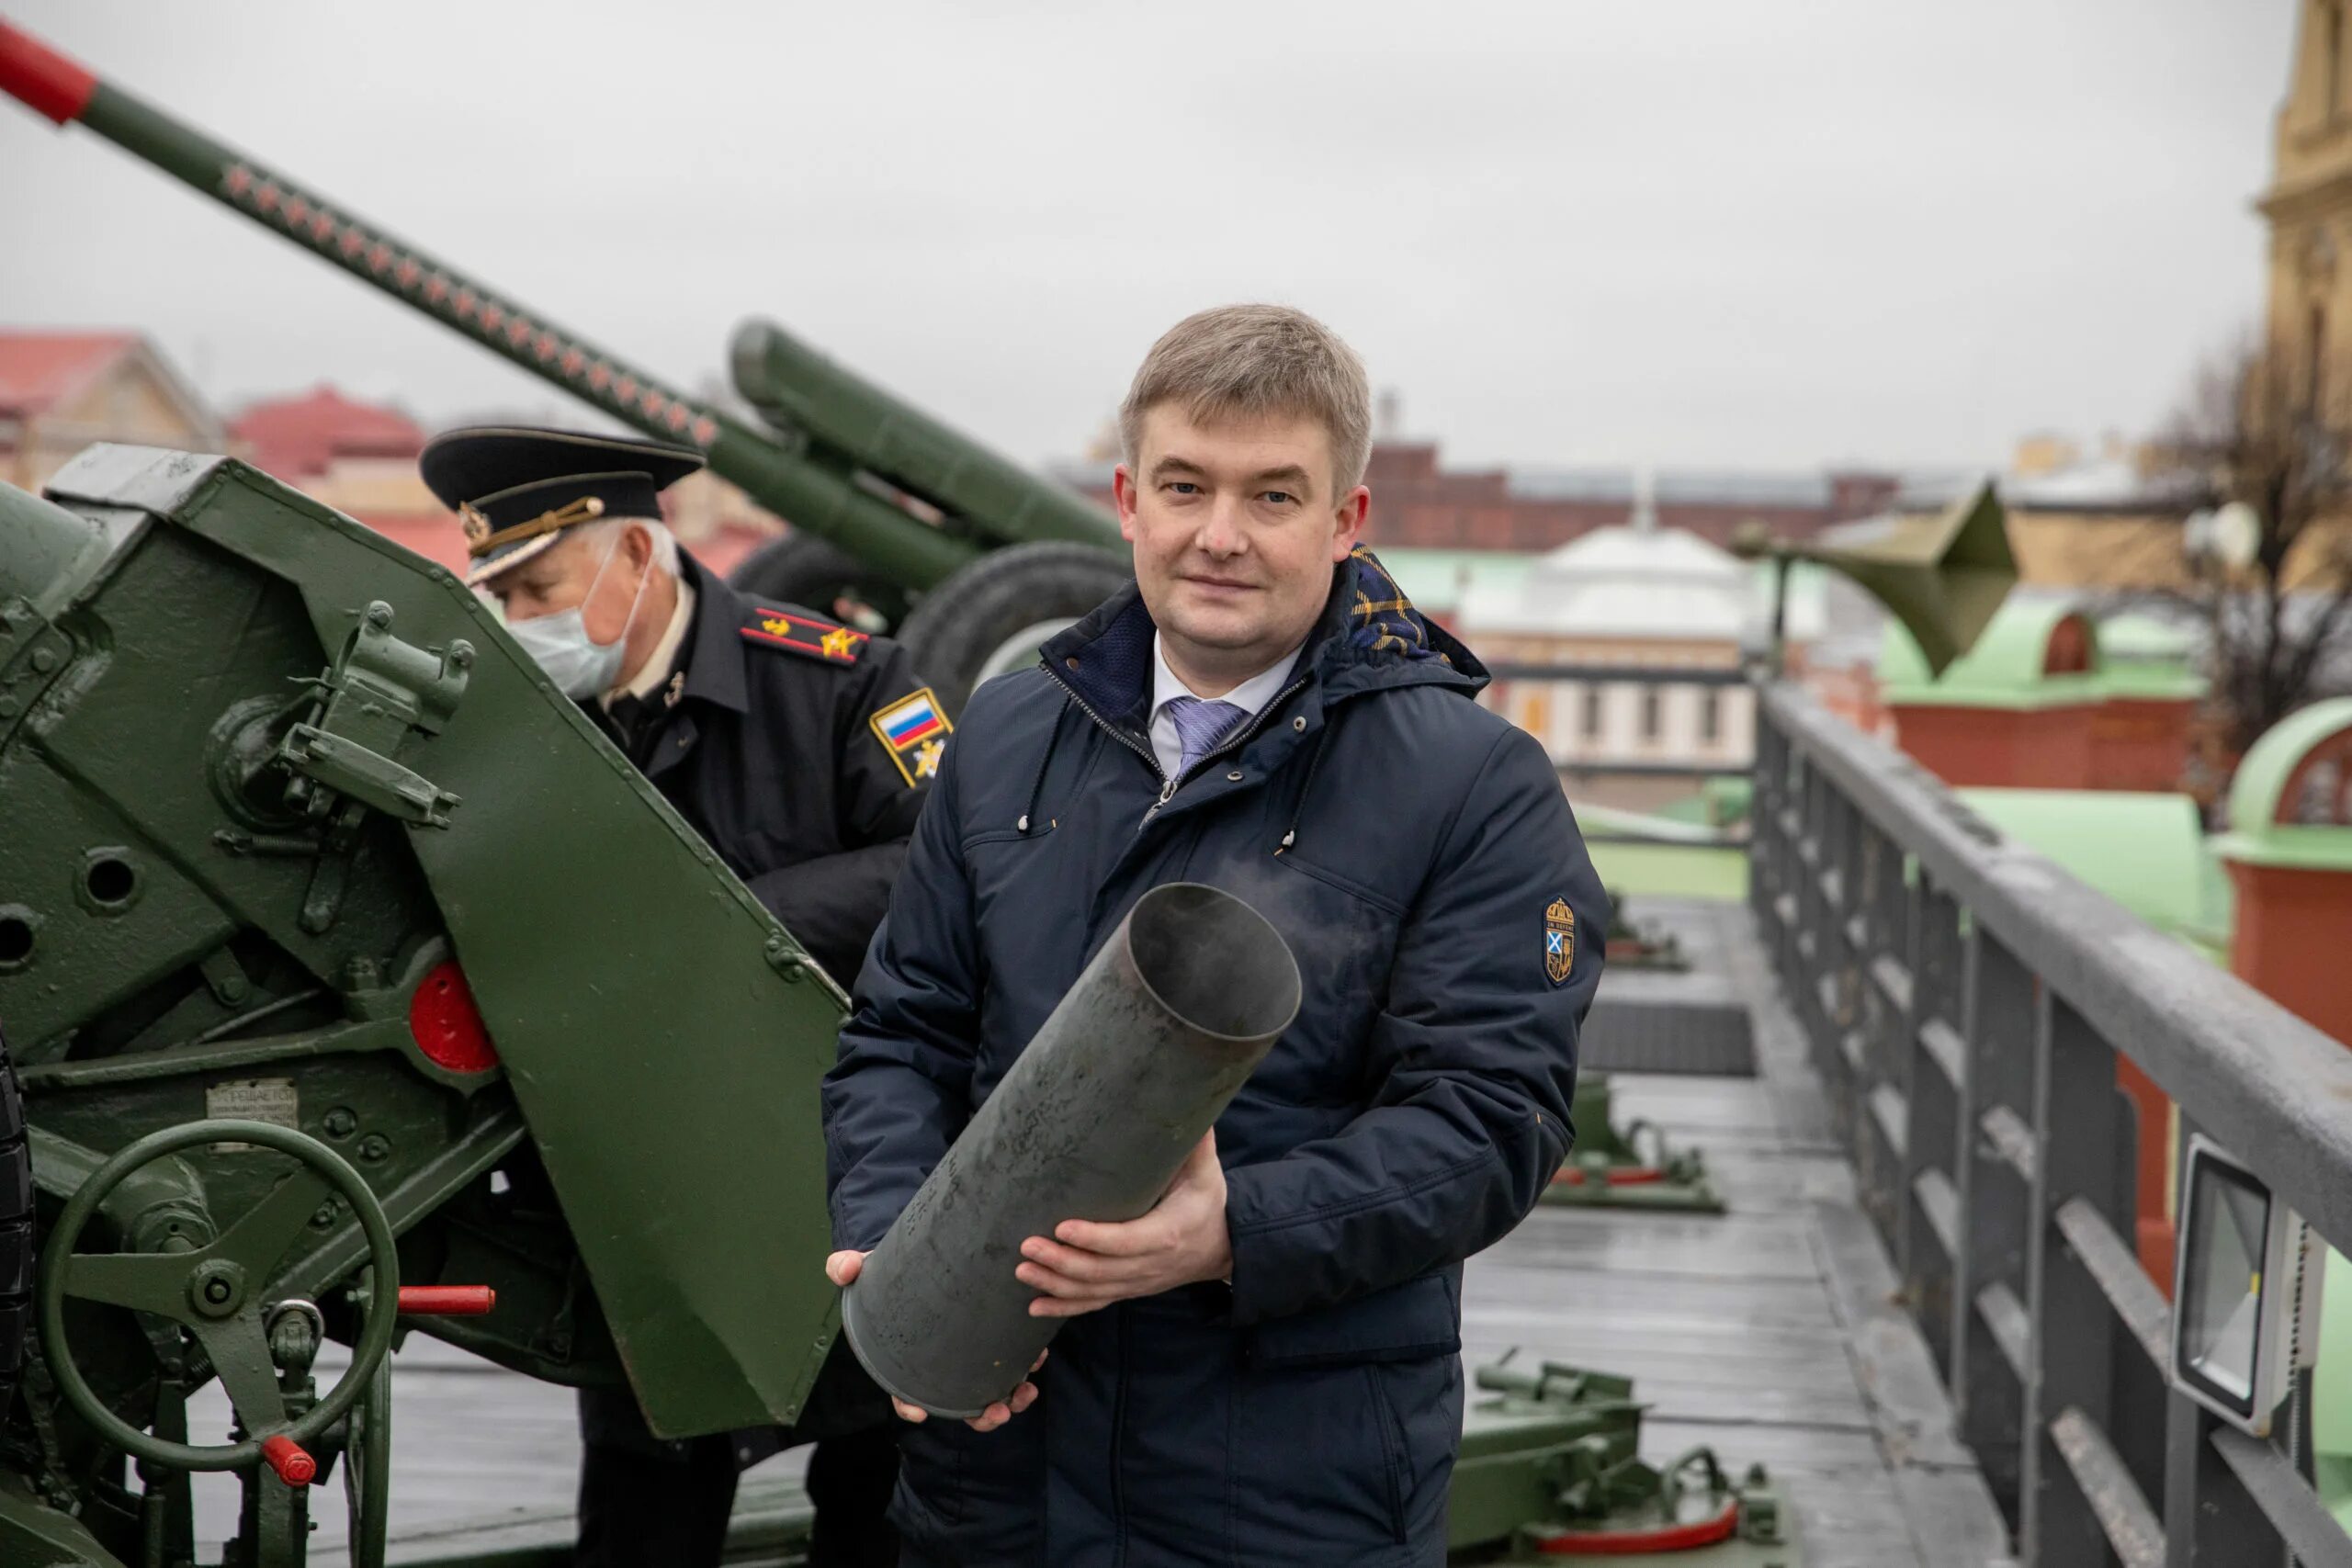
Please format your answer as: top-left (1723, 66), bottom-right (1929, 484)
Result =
top-left (594, 552), bottom-right (942, 987)
top-left (825, 550), bottom-right (1605, 1566)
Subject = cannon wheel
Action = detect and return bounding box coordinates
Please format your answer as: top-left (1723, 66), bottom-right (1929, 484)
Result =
top-left (896, 542), bottom-right (1132, 715)
top-left (0, 1024), bottom-right (26, 1417)
top-left (726, 534), bottom-right (911, 637)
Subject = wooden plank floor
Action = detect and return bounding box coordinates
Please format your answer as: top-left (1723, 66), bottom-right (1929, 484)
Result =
top-left (184, 898), bottom-right (2010, 1566)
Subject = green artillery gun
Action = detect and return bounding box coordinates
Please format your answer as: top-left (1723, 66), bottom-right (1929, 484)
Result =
top-left (1541, 1076), bottom-right (1724, 1214)
top-left (0, 449), bottom-right (1798, 1564)
top-left (0, 446), bottom-right (865, 1566)
top-left (0, 19), bottom-right (1130, 713)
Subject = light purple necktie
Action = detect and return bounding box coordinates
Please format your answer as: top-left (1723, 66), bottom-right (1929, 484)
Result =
top-left (1162, 694), bottom-right (1248, 777)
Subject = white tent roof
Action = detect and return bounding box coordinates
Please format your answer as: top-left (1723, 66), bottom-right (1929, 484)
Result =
top-left (1458, 523), bottom-right (1776, 641)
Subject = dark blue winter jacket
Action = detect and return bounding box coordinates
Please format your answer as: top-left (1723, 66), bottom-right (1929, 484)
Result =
top-left (824, 548), bottom-right (1605, 1566)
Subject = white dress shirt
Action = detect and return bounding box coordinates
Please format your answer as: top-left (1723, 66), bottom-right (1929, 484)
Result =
top-left (599, 573), bottom-right (695, 710)
top-left (1147, 632), bottom-right (1306, 780)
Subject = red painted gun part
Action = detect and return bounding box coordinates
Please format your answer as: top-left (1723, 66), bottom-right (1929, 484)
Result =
top-left (408, 961), bottom-right (500, 1074)
top-left (259, 1434), bottom-right (318, 1487)
top-left (0, 21), bottom-right (96, 125)
top-left (398, 1284), bottom-right (496, 1316)
top-left (1530, 1497), bottom-right (1740, 1554)
top-left (1550, 1167), bottom-right (1667, 1188)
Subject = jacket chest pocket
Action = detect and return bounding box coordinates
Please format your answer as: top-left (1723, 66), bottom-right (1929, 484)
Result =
top-left (1211, 851), bottom-right (1406, 1105)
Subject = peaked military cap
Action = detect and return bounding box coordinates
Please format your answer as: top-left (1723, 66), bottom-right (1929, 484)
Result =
top-left (419, 425), bottom-right (705, 587)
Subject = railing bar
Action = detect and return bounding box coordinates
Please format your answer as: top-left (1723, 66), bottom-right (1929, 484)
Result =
top-left (1869, 952), bottom-right (1913, 1014)
top-left (1772, 893), bottom-right (1797, 930)
top-left (1913, 1168), bottom-right (1961, 1258)
top-left (2211, 1424), bottom-right (2352, 1566)
top-left (1820, 865), bottom-right (1843, 912)
top-left (2049, 1406), bottom-right (2165, 1568)
top-left (1978, 1104), bottom-right (2038, 1185)
top-left (1763, 683), bottom-right (2352, 1251)
top-left (1844, 911), bottom-right (1868, 952)
top-left (1839, 1029), bottom-right (1865, 1078)
top-left (1973, 1280), bottom-right (2030, 1385)
top-left (2052, 1197), bottom-right (2170, 1370)
top-left (1869, 1084), bottom-right (1908, 1160)
top-left (1796, 930), bottom-right (1817, 964)
top-left (1917, 1017), bottom-right (1967, 1090)
top-left (1798, 835), bottom-right (1821, 869)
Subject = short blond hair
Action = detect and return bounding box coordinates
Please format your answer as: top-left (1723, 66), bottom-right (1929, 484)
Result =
top-left (1118, 304), bottom-right (1373, 493)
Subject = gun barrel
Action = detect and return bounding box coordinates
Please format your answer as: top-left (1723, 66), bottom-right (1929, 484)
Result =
top-left (0, 20), bottom-right (978, 590)
top-left (731, 321), bottom-right (1119, 552)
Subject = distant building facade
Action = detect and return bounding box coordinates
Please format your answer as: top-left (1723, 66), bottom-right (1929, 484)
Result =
top-left (0, 332), bottom-right (224, 492)
top-left (1053, 445), bottom-right (1898, 556)
top-left (1454, 502), bottom-right (1802, 812)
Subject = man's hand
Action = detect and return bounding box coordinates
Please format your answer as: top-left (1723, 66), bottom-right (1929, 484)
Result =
top-left (1015, 1130), bottom-right (1232, 1319)
top-left (825, 1249), bottom-right (1044, 1431)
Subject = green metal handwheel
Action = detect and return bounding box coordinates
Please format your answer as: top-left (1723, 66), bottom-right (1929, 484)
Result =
top-left (37, 1119), bottom-right (402, 1475)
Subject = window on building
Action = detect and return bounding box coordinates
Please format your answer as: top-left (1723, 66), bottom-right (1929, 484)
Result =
top-left (1582, 687), bottom-right (1603, 739)
top-left (2312, 301), bottom-right (2330, 411)
top-left (2332, 3), bottom-right (2346, 118)
top-left (1699, 689), bottom-right (1722, 744)
top-left (1640, 689), bottom-right (1662, 742)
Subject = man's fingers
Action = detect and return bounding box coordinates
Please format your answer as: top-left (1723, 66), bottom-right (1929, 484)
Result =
top-left (825, 1249), bottom-right (867, 1288)
top-left (891, 1396), bottom-right (926, 1424)
top-left (1029, 1292), bottom-right (1113, 1319)
top-left (1016, 1260), bottom-right (1144, 1301)
top-left (1019, 1235), bottom-right (1158, 1281)
top-left (1009, 1380), bottom-right (1040, 1414)
top-left (1050, 1215), bottom-right (1164, 1257)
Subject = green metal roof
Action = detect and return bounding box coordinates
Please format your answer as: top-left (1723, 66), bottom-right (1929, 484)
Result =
top-left (2096, 613), bottom-right (2206, 700)
top-left (1373, 547), bottom-right (1534, 613)
top-left (1584, 840), bottom-right (1749, 903)
top-left (1881, 600), bottom-right (2105, 709)
top-left (2213, 696), bottom-right (2352, 871)
top-left (1955, 788), bottom-right (2209, 932)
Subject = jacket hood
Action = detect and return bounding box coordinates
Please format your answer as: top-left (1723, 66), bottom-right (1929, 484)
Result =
top-left (1042, 547), bottom-right (1486, 720)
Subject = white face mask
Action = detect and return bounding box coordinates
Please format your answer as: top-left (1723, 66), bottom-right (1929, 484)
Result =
top-left (503, 531), bottom-right (654, 700)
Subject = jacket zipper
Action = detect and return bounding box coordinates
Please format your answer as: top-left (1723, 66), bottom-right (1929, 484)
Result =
top-left (1045, 668), bottom-right (1310, 828)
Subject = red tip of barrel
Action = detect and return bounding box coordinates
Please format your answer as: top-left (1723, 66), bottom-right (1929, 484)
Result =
top-left (398, 1284), bottom-right (496, 1316)
top-left (0, 21), bottom-right (97, 125)
top-left (259, 1434), bottom-right (318, 1487)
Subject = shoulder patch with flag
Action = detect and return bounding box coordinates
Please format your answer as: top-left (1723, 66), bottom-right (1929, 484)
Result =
top-left (869, 687), bottom-right (953, 788)
top-left (741, 604), bottom-right (866, 665)
top-left (1544, 897), bottom-right (1576, 986)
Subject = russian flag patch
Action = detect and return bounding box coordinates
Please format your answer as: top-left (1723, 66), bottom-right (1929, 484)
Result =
top-left (869, 687), bottom-right (953, 787)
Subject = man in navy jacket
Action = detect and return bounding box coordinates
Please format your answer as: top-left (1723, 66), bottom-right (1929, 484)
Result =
top-left (824, 304), bottom-right (1605, 1565)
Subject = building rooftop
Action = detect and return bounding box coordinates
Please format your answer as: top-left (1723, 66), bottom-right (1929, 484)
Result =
top-left (231, 384), bottom-right (428, 479)
top-left (0, 330), bottom-right (140, 419)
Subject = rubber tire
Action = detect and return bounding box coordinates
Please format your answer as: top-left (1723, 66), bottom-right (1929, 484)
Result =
top-left (725, 534), bottom-right (911, 634)
top-left (0, 1022), bottom-right (28, 1418)
top-left (894, 542), bottom-right (1133, 715)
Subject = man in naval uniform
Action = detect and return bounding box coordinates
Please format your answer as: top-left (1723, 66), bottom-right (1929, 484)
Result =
top-left (423, 425), bottom-right (936, 1568)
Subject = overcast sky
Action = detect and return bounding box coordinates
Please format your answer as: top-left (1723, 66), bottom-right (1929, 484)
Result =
top-left (0, 1), bottom-right (2300, 475)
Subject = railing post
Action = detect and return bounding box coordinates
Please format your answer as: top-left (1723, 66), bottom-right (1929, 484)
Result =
top-left (1905, 884), bottom-right (1967, 1375)
top-left (1956, 933), bottom-right (2032, 1529)
top-left (2021, 994), bottom-right (2130, 1566)
top-left (1851, 821), bottom-right (1916, 1260)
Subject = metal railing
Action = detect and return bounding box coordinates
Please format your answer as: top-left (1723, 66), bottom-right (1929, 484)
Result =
top-left (1751, 682), bottom-right (2352, 1568)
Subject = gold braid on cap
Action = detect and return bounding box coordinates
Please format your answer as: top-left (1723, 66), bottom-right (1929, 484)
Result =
top-left (462, 495), bottom-right (607, 559)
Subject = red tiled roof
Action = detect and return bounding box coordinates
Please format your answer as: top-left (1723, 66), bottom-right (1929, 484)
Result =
top-left (0, 331), bottom-right (138, 418)
top-left (348, 513), bottom-right (468, 575)
top-left (231, 384), bottom-right (427, 479)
